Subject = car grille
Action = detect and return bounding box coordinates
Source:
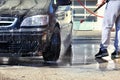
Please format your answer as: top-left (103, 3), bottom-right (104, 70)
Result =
top-left (0, 17), bottom-right (17, 28)
top-left (0, 34), bottom-right (43, 53)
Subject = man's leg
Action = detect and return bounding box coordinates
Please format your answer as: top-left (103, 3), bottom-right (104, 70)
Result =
top-left (112, 15), bottom-right (120, 59)
top-left (96, 1), bottom-right (120, 58)
top-left (95, 1), bottom-right (117, 58)
top-left (95, 26), bottom-right (111, 58)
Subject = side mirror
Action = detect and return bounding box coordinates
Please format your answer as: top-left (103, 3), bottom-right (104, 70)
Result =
top-left (56, 0), bottom-right (71, 5)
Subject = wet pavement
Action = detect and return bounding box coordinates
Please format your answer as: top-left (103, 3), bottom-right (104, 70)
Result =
top-left (0, 30), bottom-right (120, 71)
top-left (71, 30), bottom-right (120, 71)
top-left (71, 38), bottom-right (120, 71)
top-left (72, 39), bottom-right (114, 65)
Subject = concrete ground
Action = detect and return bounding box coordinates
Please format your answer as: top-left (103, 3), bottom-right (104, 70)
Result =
top-left (0, 60), bottom-right (120, 80)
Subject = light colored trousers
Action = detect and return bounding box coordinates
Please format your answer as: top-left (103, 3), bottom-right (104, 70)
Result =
top-left (100, 0), bottom-right (120, 52)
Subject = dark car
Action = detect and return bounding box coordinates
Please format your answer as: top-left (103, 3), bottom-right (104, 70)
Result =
top-left (0, 0), bottom-right (72, 62)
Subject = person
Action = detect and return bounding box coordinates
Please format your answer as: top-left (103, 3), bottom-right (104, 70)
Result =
top-left (95, 0), bottom-right (120, 59)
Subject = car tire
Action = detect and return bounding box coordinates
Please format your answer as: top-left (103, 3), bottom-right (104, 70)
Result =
top-left (43, 25), bottom-right (61, 61)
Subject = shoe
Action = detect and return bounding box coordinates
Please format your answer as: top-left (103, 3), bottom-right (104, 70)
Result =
top-left (111, 51), bottom-right (120, 59)
top-left (95, 48), bottom-right (109, 58)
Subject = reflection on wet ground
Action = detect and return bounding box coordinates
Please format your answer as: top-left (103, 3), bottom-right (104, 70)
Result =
top-left (95, 57), bottom-right (120, 71)
top-left (0, 39), bottom-right (120, 71)
top-left (72, 39), bottom-right (120, 71)
top-left (72, 39), bottom-right (114, 64)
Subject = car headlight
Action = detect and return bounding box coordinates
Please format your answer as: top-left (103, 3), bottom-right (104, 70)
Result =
top-left (21, 15), bottom-right (49, 27)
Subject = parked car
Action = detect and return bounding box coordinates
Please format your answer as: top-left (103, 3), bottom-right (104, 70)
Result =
top-left (0, 0), bottom-right (72, 62)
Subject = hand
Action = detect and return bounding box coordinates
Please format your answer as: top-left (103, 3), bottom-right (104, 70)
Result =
top-left (96, 0), bottom-right (106, 6)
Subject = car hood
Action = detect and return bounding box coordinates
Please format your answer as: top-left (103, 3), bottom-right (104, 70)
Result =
top-left (0, 0), bottom-right (51, 17)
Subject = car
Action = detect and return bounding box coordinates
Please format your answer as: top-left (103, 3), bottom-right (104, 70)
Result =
top-left (0, 0), bottom-right (72, 62)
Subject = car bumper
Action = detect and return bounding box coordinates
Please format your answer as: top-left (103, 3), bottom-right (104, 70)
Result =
top-left (0, 28), bottom-right (47, 56)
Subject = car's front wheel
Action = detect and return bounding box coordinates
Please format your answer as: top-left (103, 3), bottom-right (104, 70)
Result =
top-left (43, 25), bottom-right (61, 61)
